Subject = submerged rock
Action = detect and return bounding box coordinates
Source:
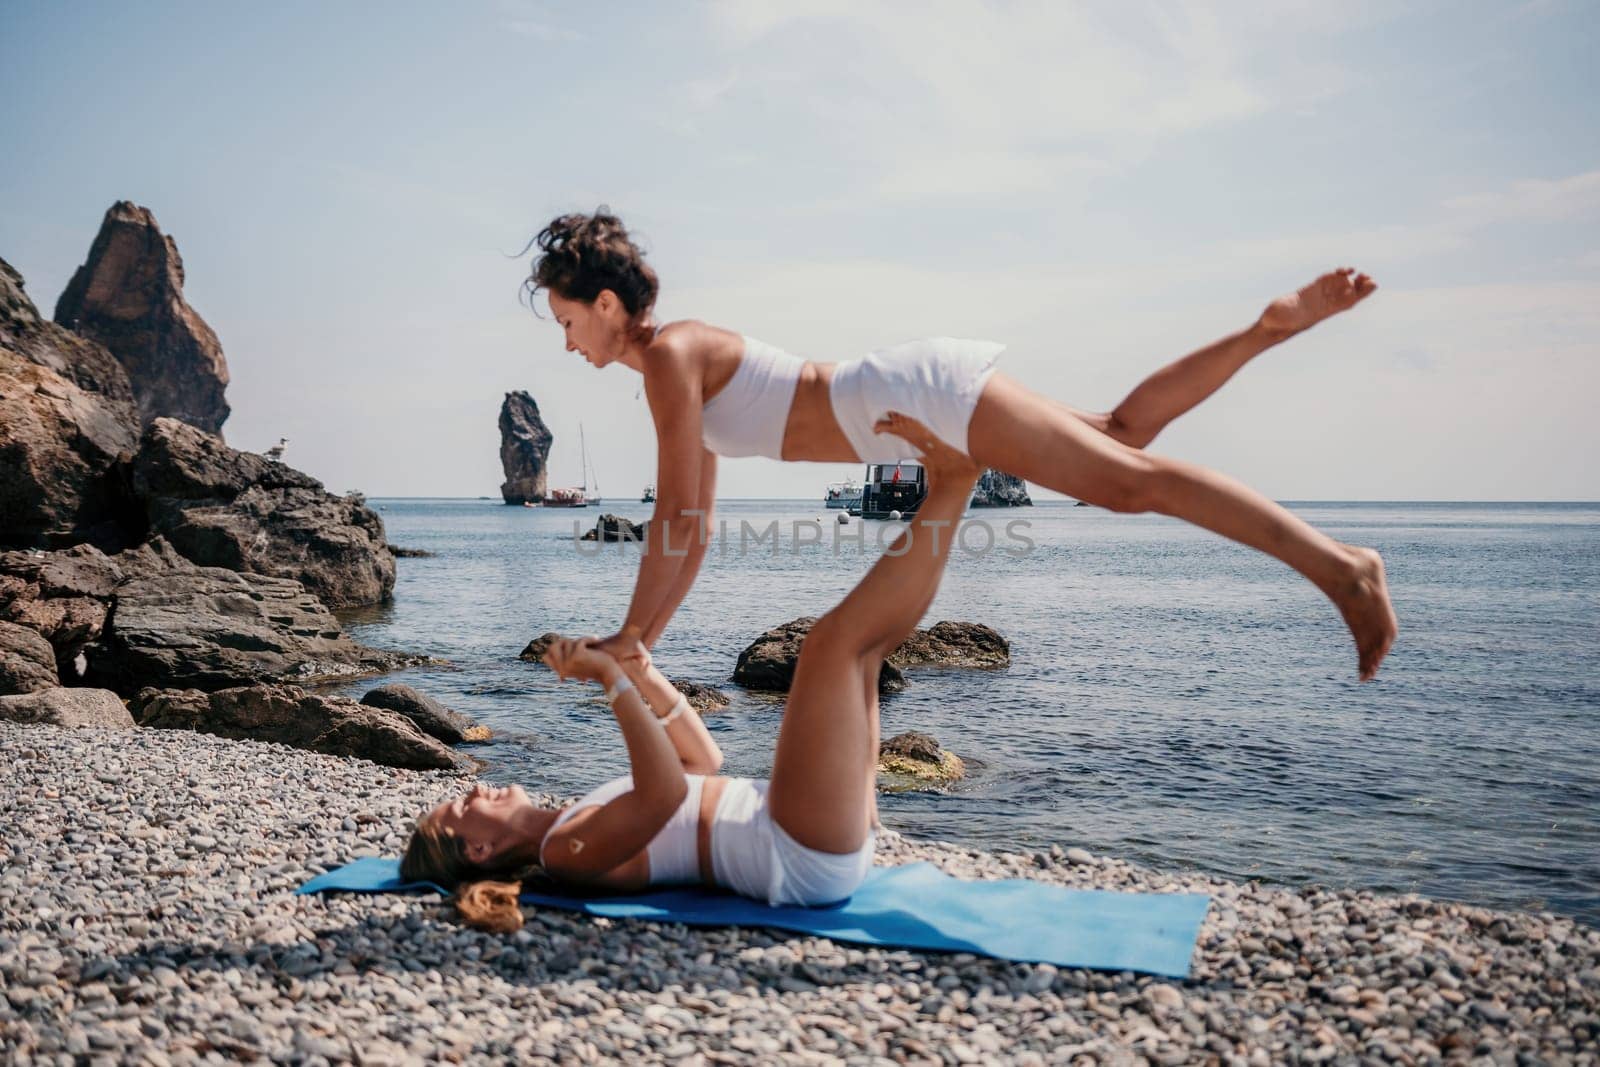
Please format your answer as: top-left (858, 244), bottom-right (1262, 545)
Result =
top-left (670, 679), bottom-right (730, 713)
top-left (518, 632), bottom-right (560, 663)
top-left (579, 514), bottom-right (648, 542)
top-left (53, 200), bottom-right (231, 436)
top-left (134, 418), bottom-right (395, 608)
top-left (733, 617), bottom-right (907, 695)
top-left (135, 684), bottom-right (470, 771)
top-left (499, 391), bottom-right (553, 505)
top-left (0, 687), bottom-right (133, 729)
top-left (387, 544), bottom-right (436, 558)
top-left (876, 730), bottom-right (966, 791)
top-left (361, 683), bottom-right (489, 744)
top-left (887, 621), bottom-right (1010, 670)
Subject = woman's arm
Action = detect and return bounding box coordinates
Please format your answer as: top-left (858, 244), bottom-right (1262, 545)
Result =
top-left (539, 639), bottom-right (688, 881)
top-left (615, 637), bottom-right (723, 776)
top-left (641, 449), bottom-right (716, 648)
top-left (600, 337), bottom-right (706, 655)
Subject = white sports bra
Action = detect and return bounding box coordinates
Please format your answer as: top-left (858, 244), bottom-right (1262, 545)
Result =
top-left (535, 773), bottom-right (777, 891)
top-left (699, 336), bottom-right (807, 459)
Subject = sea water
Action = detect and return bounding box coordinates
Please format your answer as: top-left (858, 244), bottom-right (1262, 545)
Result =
top-left (335, 499), bottom-right (1600, 925)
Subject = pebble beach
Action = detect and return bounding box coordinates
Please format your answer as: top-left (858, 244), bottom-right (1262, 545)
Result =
top-left (3, 721), bottom-right (1596, 1066)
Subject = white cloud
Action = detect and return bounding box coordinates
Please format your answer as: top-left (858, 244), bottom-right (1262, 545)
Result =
top-left (1444, 170), bottom-right (1600, 226)
top-left (688, 0), bottom-right (1398, 205)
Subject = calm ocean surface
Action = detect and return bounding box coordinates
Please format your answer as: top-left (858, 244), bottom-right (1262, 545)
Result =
top-left (334, 499), bottom-right (1600, 927)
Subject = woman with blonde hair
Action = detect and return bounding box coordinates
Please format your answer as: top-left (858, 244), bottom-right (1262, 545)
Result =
top-left (403, 416), bottom-right (982, 930)
top-left (531, 210), bottom-right (1396, 680)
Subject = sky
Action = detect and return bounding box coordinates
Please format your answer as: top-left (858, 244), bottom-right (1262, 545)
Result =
top-left (2, 0), bottom-right (1596, 500)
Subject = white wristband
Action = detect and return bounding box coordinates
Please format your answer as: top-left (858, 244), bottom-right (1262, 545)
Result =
top-left (604, 676), bottom-right (635, 704)
top-left (658, 694), bottom-right (691, 727)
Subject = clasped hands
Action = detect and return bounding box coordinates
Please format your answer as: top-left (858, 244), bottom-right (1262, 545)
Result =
top-left (542, 631), bottom-right (651, 686)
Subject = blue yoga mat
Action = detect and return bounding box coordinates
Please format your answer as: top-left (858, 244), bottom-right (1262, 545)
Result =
top-left (299, 857), bottom-right (1209, 978)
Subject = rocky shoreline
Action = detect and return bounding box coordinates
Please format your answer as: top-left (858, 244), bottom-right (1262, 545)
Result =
top-left (3, 721), bottom-right (1595, 1065)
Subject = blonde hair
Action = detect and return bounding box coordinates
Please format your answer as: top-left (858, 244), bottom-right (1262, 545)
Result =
top-left (401, 816), bottom-right (553, 933)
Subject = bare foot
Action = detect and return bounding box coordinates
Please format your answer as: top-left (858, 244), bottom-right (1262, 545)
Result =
top-left (1259, 267), bottom-right (1377, 337)
top-left (873, 411), bottom-right (982, 490)
top-left (1331, 545), bottom-right (1397, 681)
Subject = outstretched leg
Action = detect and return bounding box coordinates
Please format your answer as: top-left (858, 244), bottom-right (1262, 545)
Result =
top-left (968, 376), bottom-right (1396, 680)
top-left (1068, 268), bottom-right (1377, 449)
top-left (767, 414), bottom-right (978, 855)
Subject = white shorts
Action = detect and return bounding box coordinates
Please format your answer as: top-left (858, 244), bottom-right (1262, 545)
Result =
top-left (712, 778), bottom-right (876, 907)
top-left (828, 337), bottom-right (1006, 462)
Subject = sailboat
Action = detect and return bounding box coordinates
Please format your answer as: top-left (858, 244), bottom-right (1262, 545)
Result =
top-left (544, 424), bottom-right (602, 508)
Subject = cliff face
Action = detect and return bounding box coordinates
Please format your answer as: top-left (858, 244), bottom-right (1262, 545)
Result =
top-left (54, 201), bottom-right (231, 437)
top-left (500, 391), bottom-right (553, 505)
top-left (971, 469), bottom-right (1033, 507)
top-left (0, 256), bottom-right (142, 550)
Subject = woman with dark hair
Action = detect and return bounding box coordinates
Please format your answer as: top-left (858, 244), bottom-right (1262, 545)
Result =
top-left (404, 416), bottom-right (979, 931)
top-left (530, 210), bottom-right (1396, 680)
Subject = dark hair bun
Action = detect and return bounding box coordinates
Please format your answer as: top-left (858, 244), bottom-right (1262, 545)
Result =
top-left (524, 207), bottom-right (658, 318)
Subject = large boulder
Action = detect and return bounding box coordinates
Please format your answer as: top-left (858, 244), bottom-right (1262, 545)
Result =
top-left (134, 418), bottom-right (395, 608)
top-left (83, 539), bottom-right (415, 696)
top-left (0, 687), bottom-right (134, 729)
top-left (0, 620), bottom-right (59, 695)
top-left (1, 258), bottom-right (142, 550)
top-left (733, 618), bottom-right (907, 695)
top-left (499, 391), bottom-right (553, 505)
top-left (887, 621), bottom-right (1010, 670)
top-left (135, 684), bottom-right (471, 771)
top-left (969, 469), bottom-right (1033, 508)
top-left (734, 618), bottom-right (1009, 693)
top-left (360, 684), bottom-right (488, 744)
top-left (53, 201), bottom-right (230, 436)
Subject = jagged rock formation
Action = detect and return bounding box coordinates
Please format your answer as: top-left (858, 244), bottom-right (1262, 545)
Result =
top-left (134, 418), bottom-right (395, 608)
top-left (78, 539), bottom-right (413, 696)
top-left (53, 201), bottom-right (230, 436)
top-left (0, 544), bottom-right (121, 680)
top-left (134, 684), bottom-right (471, 771)
top-left (500, 391), bottom-right (553, 505)
top-left (1, 257), bottom-right (142, 550)
top-left (969, 469), bottom-right (1032, 507)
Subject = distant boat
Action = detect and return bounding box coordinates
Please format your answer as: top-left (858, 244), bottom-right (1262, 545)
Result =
top-left (641, 485), bottom-right (656, 504)
top-left (544, 424), bottom-right (601, 508)
top-left (858, 461), bottom-right (926, 520)
top-left (823, 477), bottom-right (862, 511)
